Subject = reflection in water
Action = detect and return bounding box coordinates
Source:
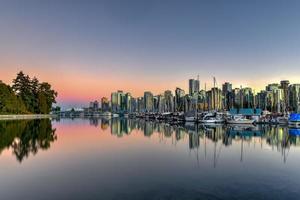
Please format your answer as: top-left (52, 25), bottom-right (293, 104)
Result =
top-left (98, 117), bottom-right (300, 165)
top-left (0, 119), bottom-right (57, 162)
top-left (1, 117), bottom-right (300, 199)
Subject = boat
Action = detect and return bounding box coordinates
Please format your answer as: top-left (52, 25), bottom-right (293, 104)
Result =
top-left (276, 116), bottom-right (288, 125)
top-left (100, 112), bottom-right (112, 116)
top-left (185, 116), bottom-right (197, 122)
top-left (172, 112), bottom-right (185, 121)
top-left (184, 111), bottom-right (197, 122)
top-left (112, 113), bottom-right (119, 118)
top-left (199, 112), bottom-right (225, 123)
top-left (226, 115), bottom-right (255, 124)
top-left (288, 113), bottom-right (300, 128)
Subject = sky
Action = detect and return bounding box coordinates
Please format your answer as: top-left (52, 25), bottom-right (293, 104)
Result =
top-left (1, 0), bottom-right (300, 108)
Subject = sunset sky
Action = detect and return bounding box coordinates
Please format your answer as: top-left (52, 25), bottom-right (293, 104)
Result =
top-left (1, 0), bottom-right (300, 108)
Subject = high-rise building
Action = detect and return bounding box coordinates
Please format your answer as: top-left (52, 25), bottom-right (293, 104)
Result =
top-left (256, 90), bottom-right (267, 110)
top-left (272, 88), bottom-right (284, 113)
top-left (101, 97), bottom-right (110, 112)
top-left (289, 84), bottom-right (300, 112)
top-left (111, 92), bottom-right (118, 112)
top-left (157, 94), bottom-right (165, 113)
top-left (153, 96), bottom-right (159, 112)
top-left (89, 100), bottom-right (99, 112)
top-left (233, 88), bottom-right (241, 108)
top-left (207, 87), bottom-right (222, 111)
top-left (111, 90), bottom-right (124, 112)
top-left (264, 84), bottom-right (284, 112)
top-left (266, 83), bottom-right (280, 91)
top-left (137, 97), bottom-right (145, 113)
top-left (164, 90), bottom-right (174, 112)
top-left (175, 87), bottom-right (185, 112)
top-left (280, 80), bottom-right (290, 111)
top-left (241, 87), bottom-right (254, 108)
top-left (183, 94), bottom-right (196, 112)
top-left (222, 82), bottom-right (233, 110)
top-left (124, 93), bottom-right (132, 112)
top-left (144, 91), bottom-right (154, 112)
top-left (189, 79), bottom-right (200, 96)
top-left (130, 97), bottom-right (137, 113)
top-left (197, 90), bottom-right (207, 111)
top-left (222, 82), bottom-right (232, 94)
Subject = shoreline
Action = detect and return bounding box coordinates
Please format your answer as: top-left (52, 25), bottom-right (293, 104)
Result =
top-left (0, 114), bottom-right (57, 120)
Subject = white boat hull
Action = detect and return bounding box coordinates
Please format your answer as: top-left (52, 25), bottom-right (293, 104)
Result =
top-left (199, 119), bottom-right (225, 123)
top-left (227, 120), bottom-right (255, 124)
top-left (289, 121), bottom-right (300, 128)
top-left (185, 117), bottom-right (196, 122)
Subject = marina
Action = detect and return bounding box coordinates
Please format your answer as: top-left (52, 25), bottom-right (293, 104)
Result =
top-left (59, 109), bottom-right (300, 127)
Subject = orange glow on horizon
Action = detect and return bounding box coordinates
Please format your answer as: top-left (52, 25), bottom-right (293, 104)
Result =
top-left (2, 67), bottom-right (300, 105)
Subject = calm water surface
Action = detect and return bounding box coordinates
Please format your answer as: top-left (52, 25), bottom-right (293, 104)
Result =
top-left (0, 118), bottom-right (300, 200)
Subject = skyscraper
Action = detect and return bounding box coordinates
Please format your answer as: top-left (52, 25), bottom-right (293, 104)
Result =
top-left (207, 87), bottom-right (222, 111)
top-left (111, 92), bottom-right (119, 112)
top-left (289, 84), bottom-right (300, 112)
top-left (124, 93), bottom-right (132, 112)
top-left (175, 87), bottom-right (185, 112)
top-left (189, 79), bottom-right (200, 96)
top-left (144, 91), bottom-right (154, 112)
top-left (280, 80), bottom-right (290, 111)
top-left (101, 97), bottom-right (110, 112)
top-left (222, 82), bottom-right (232, 110)
top-left (137, 97), bottom-right (144, 113)
top-left (89, 100), bottom-right (99, 112)
top-left (164, 90), bottom-right (174, 112)
top-left (241, 87), bottom-right (254, 108)
top-left (111, 90), bottom-right (124, 112)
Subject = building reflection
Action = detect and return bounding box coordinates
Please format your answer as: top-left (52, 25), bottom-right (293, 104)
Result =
top-left (104, 117), bottom-right (300, 165)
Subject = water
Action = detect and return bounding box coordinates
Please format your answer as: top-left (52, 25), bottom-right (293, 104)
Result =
top-left (0, 118), bottom-right (300, 200)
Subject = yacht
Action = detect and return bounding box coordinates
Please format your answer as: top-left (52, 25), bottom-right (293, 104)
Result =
top-left (199, 112), bottom-right (225, 123)
top-left (100, 112), bottom-right (112, 116)
top-left (112, 113), bottom-right (119, 118)
top-left (184, 111), bottom-right (197, 122)
top-left (288, 113), bottom-right (300, 128)
top-left (185, 116), bottom-right (197, 122)
top-left (226, 115), bottom-right (255, 124)
top-left (275, 116), bottom-right (288, 125)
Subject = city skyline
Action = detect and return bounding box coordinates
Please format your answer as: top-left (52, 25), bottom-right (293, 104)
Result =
top-left (1, 0), bottom-right (300, 108)
top-left (80, 78), bottom-right (300, 115)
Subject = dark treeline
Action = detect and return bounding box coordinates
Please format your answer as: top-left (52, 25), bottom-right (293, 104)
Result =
top-left (0, 71), bottom-right (57, 114)
top-left (0, 119), bottom-right (57, 162)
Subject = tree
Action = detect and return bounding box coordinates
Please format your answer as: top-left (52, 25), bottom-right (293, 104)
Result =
top-left (30, 77), bottom-right (40, 113)
top-left (12, 71), bottom-right (35, 112)
top-left (0, 82), bottom-right (28, 114)
top-left (37, 82), bottom-right (57, 114)
top-left (10, 71), bottom-right (58, 114)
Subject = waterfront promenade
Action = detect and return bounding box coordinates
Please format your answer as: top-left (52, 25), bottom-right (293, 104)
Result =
top-left (0, 114), bottom-right (56, 120)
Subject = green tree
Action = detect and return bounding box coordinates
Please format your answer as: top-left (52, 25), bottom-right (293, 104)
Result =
top-left (37, 82), bottom-right (57, 114)
top-left (10, 71), bottom-right (58, 114)
top-left (37, 92), bottom-right (48, 114)
top-left (30, 77), bottom-right (40, 113)
top-left (0, 81), bottom-right (28, 114)
top-left (12, 71), bottom-right (35, 112)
